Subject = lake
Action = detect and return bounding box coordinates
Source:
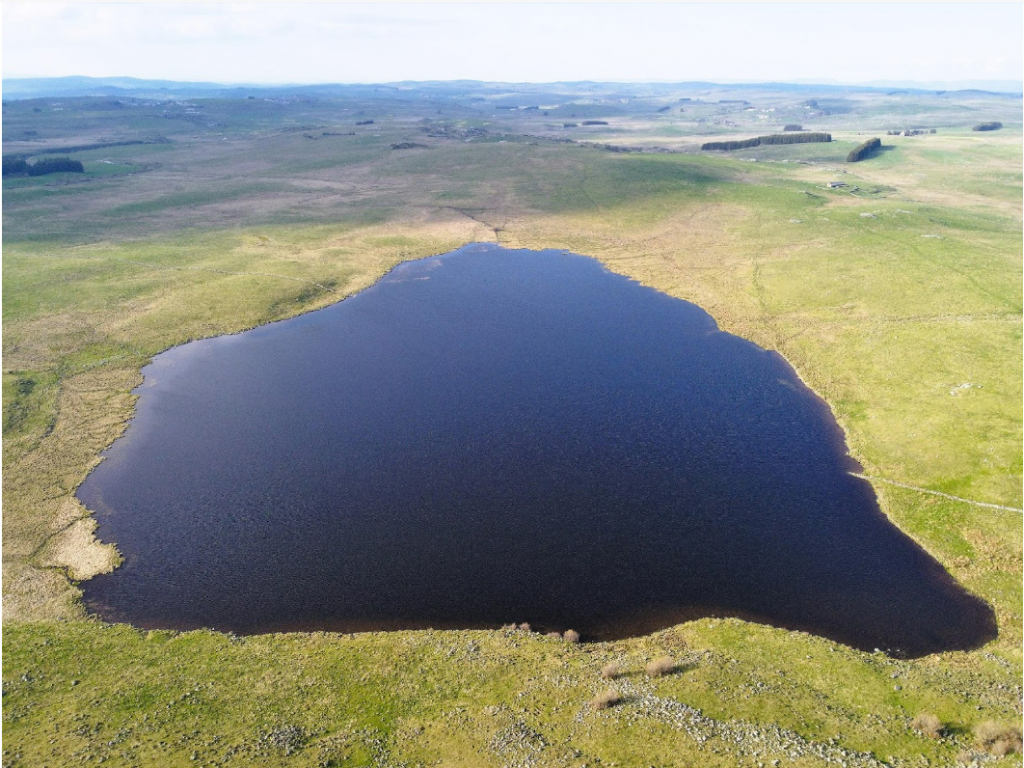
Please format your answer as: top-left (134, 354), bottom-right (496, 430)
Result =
top-left (77, 243), bottom-right (995, 656)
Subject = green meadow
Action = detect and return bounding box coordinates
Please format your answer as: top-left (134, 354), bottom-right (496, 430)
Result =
top-left (3, 83), bottom-right (1021, 766)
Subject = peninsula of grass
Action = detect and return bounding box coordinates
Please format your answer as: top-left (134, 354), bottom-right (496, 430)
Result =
top-left (3, 83), bottom-right (1022, 767)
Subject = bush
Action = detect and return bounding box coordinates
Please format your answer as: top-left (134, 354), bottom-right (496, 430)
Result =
top-left (910, 713), bottom-right (944, 738)
top-left (600, 662), bottom-right (620, 679)
top-left (582, 121), bottom-right (608, 126)
top-left (972, 121), bottom-right (1003, 131)
top-left (646, 656), bottom-right (675, 677)
top-left (517, 622), bottom-right (531, 632)
top-left (589, 689), bottom-right (621, 710)
top-left (563, 629), bottom-right (580, 643)
top-left (847, 138), bottom-right (881, 162)
top-left (975, 722), bottom-right (1023, 755)
top-left (783, 124), bottom-right (803, 131)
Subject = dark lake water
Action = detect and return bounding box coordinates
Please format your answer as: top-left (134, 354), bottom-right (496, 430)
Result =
top-left (78, 243), bottom-right (995, 656)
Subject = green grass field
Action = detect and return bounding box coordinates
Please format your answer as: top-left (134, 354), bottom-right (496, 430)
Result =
top-left (3, 82), bottom-right (1021, 767)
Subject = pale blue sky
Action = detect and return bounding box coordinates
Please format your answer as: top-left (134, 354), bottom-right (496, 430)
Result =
top-left (3, 2), bottom-right (1022, 86)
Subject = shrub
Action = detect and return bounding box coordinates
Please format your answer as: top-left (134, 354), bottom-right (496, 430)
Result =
top-left (517, 622), bottom-right (531, 632)
top-left (910, 713), bottom-right (944, 738)
top-left (563, 629), bottom-right (580, 643)
top-left (972, 121), bottom-right (1003, 131)
top-left (600, 662), bottom-right (620, 679)
top-left (589, 689), bottom-right (621, 710)
top-left (783, 124), bottom-right (803, 131)
top-left (582, 120), bottom-right (608, 126)
top-left (975, 722), bottom-right (1023, 755)
top-left (847, 138), bottom-right (881, 162)
top-left (646, 656), bottom-right (675, 677)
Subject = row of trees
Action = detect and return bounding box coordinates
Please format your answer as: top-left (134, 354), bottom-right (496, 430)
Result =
top-left (701, 132), bottom-right (831, 151)
top-left (972, 121), bottom-right (1003, 131)
top-left (2, 156), bottom-right (85, 177)
top-left (847, 138), bottom-right (881, 162)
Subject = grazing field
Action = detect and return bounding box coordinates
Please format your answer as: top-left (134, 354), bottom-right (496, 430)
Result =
top-left (3, 81), bottom-right (1022, 766)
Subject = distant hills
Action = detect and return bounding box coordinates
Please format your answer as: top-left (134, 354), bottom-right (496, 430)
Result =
top-left (3, 76), bottom-right (1022, 101)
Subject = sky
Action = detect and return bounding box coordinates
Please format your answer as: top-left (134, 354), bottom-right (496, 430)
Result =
top-left (3, 2), bottom-right (1022, 87)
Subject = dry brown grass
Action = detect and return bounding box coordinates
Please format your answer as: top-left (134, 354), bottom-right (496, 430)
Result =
top-left (646, 656), bottom-right (676, 677)
top-left (562, 629), bottom-right (580, 644)
top-left (975, 721), bottom-right (1023, 756)
top-left (600, 662), bottom-right (620, 680)
top-left (589, 689), bottom-right (621, 711)
top-left (910, 713), bottom-right (944, 738)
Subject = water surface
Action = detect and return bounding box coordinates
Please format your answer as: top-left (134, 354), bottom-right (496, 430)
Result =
top-left (78, 244), bottom-right (995, 656)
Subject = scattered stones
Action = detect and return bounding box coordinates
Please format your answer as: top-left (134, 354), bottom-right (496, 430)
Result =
top-left (257, 725), bottom-right (306, 756)
top-left (575, 679), bottom-right (894, 768)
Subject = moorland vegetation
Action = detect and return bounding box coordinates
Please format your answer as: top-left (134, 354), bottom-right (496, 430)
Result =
top-left (2, 80), bottom-right (1021, 767)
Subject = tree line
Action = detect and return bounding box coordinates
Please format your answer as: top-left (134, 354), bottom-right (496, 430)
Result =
top-left (3, 156), bottom-right (85, 177)
top-left (846, 138), bottom-right (881, 162)
top-left (701, 132), bottom-right (831, 151)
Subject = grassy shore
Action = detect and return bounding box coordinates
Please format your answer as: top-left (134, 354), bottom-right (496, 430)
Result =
top-left (3, 84), bottom-right (1021, 766)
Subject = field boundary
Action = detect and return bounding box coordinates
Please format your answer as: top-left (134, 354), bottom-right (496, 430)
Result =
top-left (851, 472), bottom-right (1023, 513)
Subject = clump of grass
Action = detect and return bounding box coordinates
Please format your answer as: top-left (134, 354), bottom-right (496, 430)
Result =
top-left (975, 722), bottom-right (1023, 756)
top-left (563, 629), bottom-right (580, 643)
top-left (646, 656), bottom-right (676, 677)
top-left (910, 713), bottom-right (944, 738)
top-left (600, 662), bottom-right (620, 680)
top-left (589, 689), bottom-right (621, 711)
top-left (517, 622), bottom-right (531, 632)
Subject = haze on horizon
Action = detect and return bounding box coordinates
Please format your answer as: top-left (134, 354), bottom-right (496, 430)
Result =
top-left (3, 2), bottom-right (1022, 90)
